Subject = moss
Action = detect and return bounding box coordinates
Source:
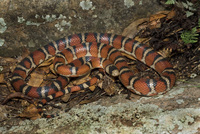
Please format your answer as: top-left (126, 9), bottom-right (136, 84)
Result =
top-left (1, 99), bottom-right (199, 134)
top-left (124, 0), bottom-right (135, 8)
top-left (0, 18), bottom-right (7, 33)
top-left (0, 38), bottom-right (4, 46)
top-left (79, 0), bottom-right (93, 10)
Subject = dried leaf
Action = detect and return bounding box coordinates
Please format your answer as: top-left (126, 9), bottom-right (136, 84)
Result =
top-left (61, 93), bottom-right (72, 102)
top-left (79, 99), bottom-right (96, 105)
top-left (38, 57), bottom-right (54, 67)
top-left (134, 35), bottom-right (150, 43)
top-left (28, 70), bottom-right (44, 87)
top-left (121, 52), bottom-right (136, 60)
top-left (0, 105), bottom-right (8, 121)
top-left (0, 74), bottom-right (4, 83)
top-left (0, 57), bottom-right (19, 74)
top-left (158, 48), bottom-right (173, 58)
top-left (122, 10), bottom-right (176, 38)
top-left (149, 11), bottom-right (169, 22)
top-left (49, 63), bottom-right (56, 74)
top-left (71, 73), bottom-right (90, 85)
top-left (122, 18), bottom-right (149, 38)
top-left (166, 9), bottom-right (176, 20)
top-left (0, 57), bottom-right (18, 73)
top-left (149, 11), bottom-right (170, 29)
top-left (129, 64), bottom-right (139, 74)
top-left (88, 85), bottom-right (96, 91)
top-left (18, 103), bottom-right (41, 120)
top-left (102, 75), bottom-right (118, 96)
top-left (0, 57), bottom-right (17, 65)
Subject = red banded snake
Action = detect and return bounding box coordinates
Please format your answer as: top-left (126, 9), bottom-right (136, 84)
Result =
top-left (11, 33), bottom-right (176, 117)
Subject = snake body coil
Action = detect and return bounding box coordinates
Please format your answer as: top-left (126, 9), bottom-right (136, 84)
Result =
top-left (11, 33), bottom-right (176, 99)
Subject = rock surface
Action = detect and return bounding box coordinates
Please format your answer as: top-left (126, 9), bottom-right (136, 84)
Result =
top-left (0, 0), bottom-right (164, 57)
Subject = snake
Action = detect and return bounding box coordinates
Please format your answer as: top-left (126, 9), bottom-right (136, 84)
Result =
top-left (11, 33), bottom-right (176, 117)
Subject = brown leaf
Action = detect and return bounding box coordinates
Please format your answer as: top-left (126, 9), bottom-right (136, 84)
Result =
top-left (166, 9), bottom-right (176, 20)
top-left (122, 18), bottom-right (149, 38)
top-left (149, 11), bottom-right (169, 22)
top-left (61, 93), bottom-right (72, 102)
top-left (121, 52), bottom-right (136, 60)
top-left (79, 99), bottom-right (96, 105)
top-left (0, 57), bottom-right (17, 65)
top-left (71, 73), bottom-right (91, 85)
top-left (0, 74), bottom-right (4, 83)
top-left (158, 48), bottom-right (173, 58)
top-left (18, 103), bottom-right (41, 120)
top-left (129, 64), bottom-right (139, 74)
top-left (49, 63), bottom-right (56, 74)
top-left (149, 11), bottom-right (170, 29)
top-left (88, 85), bottom-right (96, 91)
top-left (102, 75), bottom-right (119, 96)
top-left (28, 70), bottom-right (44, 87)
top-left (38, 57), bottom-right (54, 67)
top-left (0, 57), bottom-right (18, 73)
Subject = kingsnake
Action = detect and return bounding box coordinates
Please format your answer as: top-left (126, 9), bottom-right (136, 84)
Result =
top-left (11, 33), bottom-right (176, 117)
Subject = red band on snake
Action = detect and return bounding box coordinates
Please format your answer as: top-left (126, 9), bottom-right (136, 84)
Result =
top-left (11, 33), bottom-right (176, 99)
